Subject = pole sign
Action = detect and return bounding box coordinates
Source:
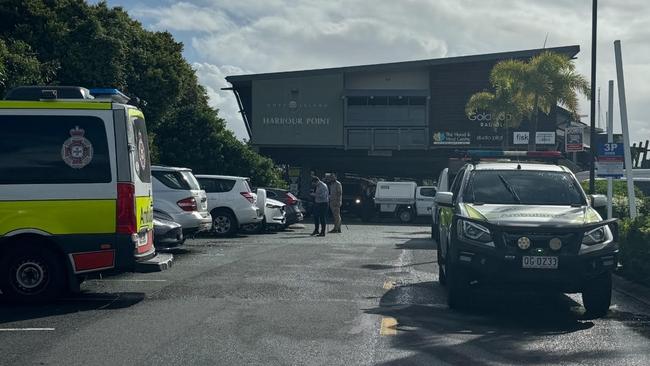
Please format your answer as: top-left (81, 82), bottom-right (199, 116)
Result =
top-left (596, 143), bottom-right (624, 177)
top-left (565, 127), bottom-right (584, 152)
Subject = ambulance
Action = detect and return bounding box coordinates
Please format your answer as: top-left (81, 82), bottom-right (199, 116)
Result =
top-left (0, 86), bottom-right (155, 301)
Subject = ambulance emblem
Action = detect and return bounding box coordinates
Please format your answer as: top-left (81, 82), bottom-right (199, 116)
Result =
top-left (61, 126), bottom-right (93, 169)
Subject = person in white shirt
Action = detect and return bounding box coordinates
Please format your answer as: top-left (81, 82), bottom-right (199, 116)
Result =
top-left (310, 176), bottom-right (329, 236)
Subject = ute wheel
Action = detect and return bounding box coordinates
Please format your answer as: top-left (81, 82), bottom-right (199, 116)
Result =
top-left (212, 210), bottom-right (238, 237)
top-left (582, 272), bottom-right (612, 318)
top-left (437, 245), bottom-right (447, 286)
top-left (0, 244), bottom-right (66, 302)
top-left (446, 254), bottom-right (470, 309)
top-left (398, 209), bottom-right (413, 224)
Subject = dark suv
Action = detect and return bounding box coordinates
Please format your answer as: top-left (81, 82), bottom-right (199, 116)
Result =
top-left (435, 161), bottom-right (618, 317)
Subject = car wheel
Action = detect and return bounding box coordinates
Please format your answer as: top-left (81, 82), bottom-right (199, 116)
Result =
top-left (0, 244), bottom-right (66, 302)
top-left (582, 272), bottom-right (612, 318)
top-left (398, 209), bottom-right (413, 223)
top-left (446, 252), bottom-right (469, 309)
top-left (212, 210), bottom-right (237, 237)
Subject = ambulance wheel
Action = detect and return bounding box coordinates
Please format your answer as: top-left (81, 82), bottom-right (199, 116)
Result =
top-left (212, 209), bottom-right (237, 237)
top-left (0, 244), bottom-right (66, 302)
top-left (446, 254), bottom-right (470, 310)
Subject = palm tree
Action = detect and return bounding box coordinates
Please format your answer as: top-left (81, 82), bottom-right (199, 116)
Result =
top-left (466, 51), bottom-right (590, 151)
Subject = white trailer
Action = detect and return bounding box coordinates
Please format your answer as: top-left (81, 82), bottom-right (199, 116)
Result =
top-left (374, 182), bottom-right (436, 223)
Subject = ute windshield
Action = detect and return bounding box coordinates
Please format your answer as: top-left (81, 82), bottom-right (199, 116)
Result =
top-left (463, 170), bottom-right (587, 206)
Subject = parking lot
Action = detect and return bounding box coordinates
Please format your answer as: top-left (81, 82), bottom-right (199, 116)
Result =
top-left (2, 223), bottom-right (650, 366)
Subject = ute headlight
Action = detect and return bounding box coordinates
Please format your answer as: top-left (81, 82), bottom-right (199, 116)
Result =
top-left (458, 220), bottom-right (494, 247)
top-left (582, 226), bottom-right (612, 246)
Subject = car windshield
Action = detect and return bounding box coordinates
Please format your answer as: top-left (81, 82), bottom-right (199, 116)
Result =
top-left (463, 170), bottom-right (586, 206)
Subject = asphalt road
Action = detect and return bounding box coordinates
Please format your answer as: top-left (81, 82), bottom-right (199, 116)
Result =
top-left (1, 223), bottom-right (650, 366)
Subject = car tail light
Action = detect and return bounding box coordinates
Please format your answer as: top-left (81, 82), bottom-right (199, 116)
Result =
top-left (116, 182), bottom-right (137, 234)
top-left (241, 192), bottom-right (255, 204)
top-left (286, 193), bottom-right (298, 206)
top-left (177, 197), bottom-right (198, 212)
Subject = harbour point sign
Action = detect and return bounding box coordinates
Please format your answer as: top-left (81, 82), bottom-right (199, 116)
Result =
top-left (262, 117), bottom-right (331, 125)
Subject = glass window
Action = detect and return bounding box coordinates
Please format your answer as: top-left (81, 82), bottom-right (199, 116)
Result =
top-left (388, 96), bottom-right (408, 106)
top-left (450, 168), bottom-right (465, 199)
top-left (409, 96), bottom-right (426, 106)
top-left (0, 115), bottom-right (111, 184)
top-left (368, 96), bottom-right (388, 106)
top-left (153, 171), bottom-right (192, 190)
top-left (131, 116), bottom-right (151, 183)
top-left (419, 187), bottom-right (437, 197)
top-left (347, 97), bottom-right (367, 106)
top-left (198, 178), bottom-right (236, 193)
top-left (181, 171), bottom-right (201, 190)
top-left (463, 170), bottom-right (586, 205)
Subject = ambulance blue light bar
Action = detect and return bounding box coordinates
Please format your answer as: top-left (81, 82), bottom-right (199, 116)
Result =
top-left (465, 150), bottom-right (562, 159)
top-left (89, 88), bottom-right (130, 104)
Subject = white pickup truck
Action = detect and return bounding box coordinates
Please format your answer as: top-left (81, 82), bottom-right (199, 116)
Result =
top-left (374, 182), bottom-right (437, 223)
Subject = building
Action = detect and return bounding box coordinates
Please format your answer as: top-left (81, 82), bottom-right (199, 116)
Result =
top-left (225, 45), bottom-right (581, 196)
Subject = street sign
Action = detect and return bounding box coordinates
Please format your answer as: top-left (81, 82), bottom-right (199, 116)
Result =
top-left (565, 127), bottom-right (584, 152)
top-left (596, 143), bottom-right (624, 177)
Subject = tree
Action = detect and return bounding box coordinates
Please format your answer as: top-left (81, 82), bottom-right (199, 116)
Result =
top-left (466, 51), bottom-right (590, 151)
top-left (0, 0), bottom-right (286, 188)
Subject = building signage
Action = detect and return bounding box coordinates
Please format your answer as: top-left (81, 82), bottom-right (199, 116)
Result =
top-left (262, 117), bottom-right (331, 126)
top-left (512, 131), bottom-right (556, 145)
top-left (432, 131), bottom-right (471, 145)
top-left (596, 143), bottom-right (624, 177)
top-left (565, 127), bottom-right (584, 152)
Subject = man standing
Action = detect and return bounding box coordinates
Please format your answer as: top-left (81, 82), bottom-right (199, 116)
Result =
top-left (310, 176), bottom-right (329, 236)
top-left (328, 174), bottom-right (343, 233)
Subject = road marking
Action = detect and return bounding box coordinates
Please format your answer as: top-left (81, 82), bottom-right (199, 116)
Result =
top-left (87, 279), bottom-right (168, 282)
top-left (380, 317), bottom-right (398, 336)
top-left (383, 280), bottom-right (395, 290)
top-left (0, 328), bottom-right (55, 332)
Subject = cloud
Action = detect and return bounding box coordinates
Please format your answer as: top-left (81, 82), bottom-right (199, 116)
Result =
top-left (123, 0), bottom-right (649, 140)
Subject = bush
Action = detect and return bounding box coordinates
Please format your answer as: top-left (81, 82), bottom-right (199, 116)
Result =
top-left (618, 217), bottom-right (650, 286)
top-left (580, 180), bottom-right (649, 218)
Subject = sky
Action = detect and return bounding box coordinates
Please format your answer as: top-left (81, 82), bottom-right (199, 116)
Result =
top-left (103, 0), bottom-right (649, 142)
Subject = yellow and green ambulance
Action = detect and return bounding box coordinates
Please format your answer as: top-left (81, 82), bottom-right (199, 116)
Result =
top-left (0, 86), bottom-right (155, 301)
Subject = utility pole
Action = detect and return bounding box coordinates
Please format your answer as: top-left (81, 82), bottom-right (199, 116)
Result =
top-left (589, 0), bottom-right (598, 194)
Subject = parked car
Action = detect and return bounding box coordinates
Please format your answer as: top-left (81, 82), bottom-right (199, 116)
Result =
top-left (242, 197), bottom-right (287, 233)
top-left (153, 210), bottom-right (184, 249)
top-left (263, 188), bottom-right (305, 226)
top-left (196, 175), bottom-right (265, 237)
top-left (374, 182), bottom-right (436, 223)
top-left (152, 165), bottom-right (212, 237)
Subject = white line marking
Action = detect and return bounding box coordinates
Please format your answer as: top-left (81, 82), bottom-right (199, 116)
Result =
top-left (87, 279), bottom-right (168, 282)
top-left (0, 328), bottom-right (55, 331)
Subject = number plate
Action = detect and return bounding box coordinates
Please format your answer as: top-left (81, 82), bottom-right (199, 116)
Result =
top-left (522, 256), bottom-right (558, 269)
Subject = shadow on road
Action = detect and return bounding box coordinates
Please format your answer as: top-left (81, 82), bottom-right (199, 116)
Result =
top-left (394, 238), bottom-right (436, 250)
top-left (364, 281), bottom-right (623, 365)
top-left (0, 292), bottom-right (145, 324)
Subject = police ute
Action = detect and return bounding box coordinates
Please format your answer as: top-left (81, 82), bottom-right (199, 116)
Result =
top-left (0, 86), bottom-right (158, 301)
top-left (435, 150), bottom-right (618, 317)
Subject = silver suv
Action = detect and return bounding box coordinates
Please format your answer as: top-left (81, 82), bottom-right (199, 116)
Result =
top-left (152, 166), bottom-right (212, 238)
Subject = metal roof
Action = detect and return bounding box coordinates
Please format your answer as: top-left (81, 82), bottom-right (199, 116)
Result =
top-left (226, 45), bottom-right (580, 83)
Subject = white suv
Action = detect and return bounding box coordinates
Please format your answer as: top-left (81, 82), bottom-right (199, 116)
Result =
top-left (195, 175), bottom-right (264, 236)
top-left (152, 166), bottom-right (212, 238)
